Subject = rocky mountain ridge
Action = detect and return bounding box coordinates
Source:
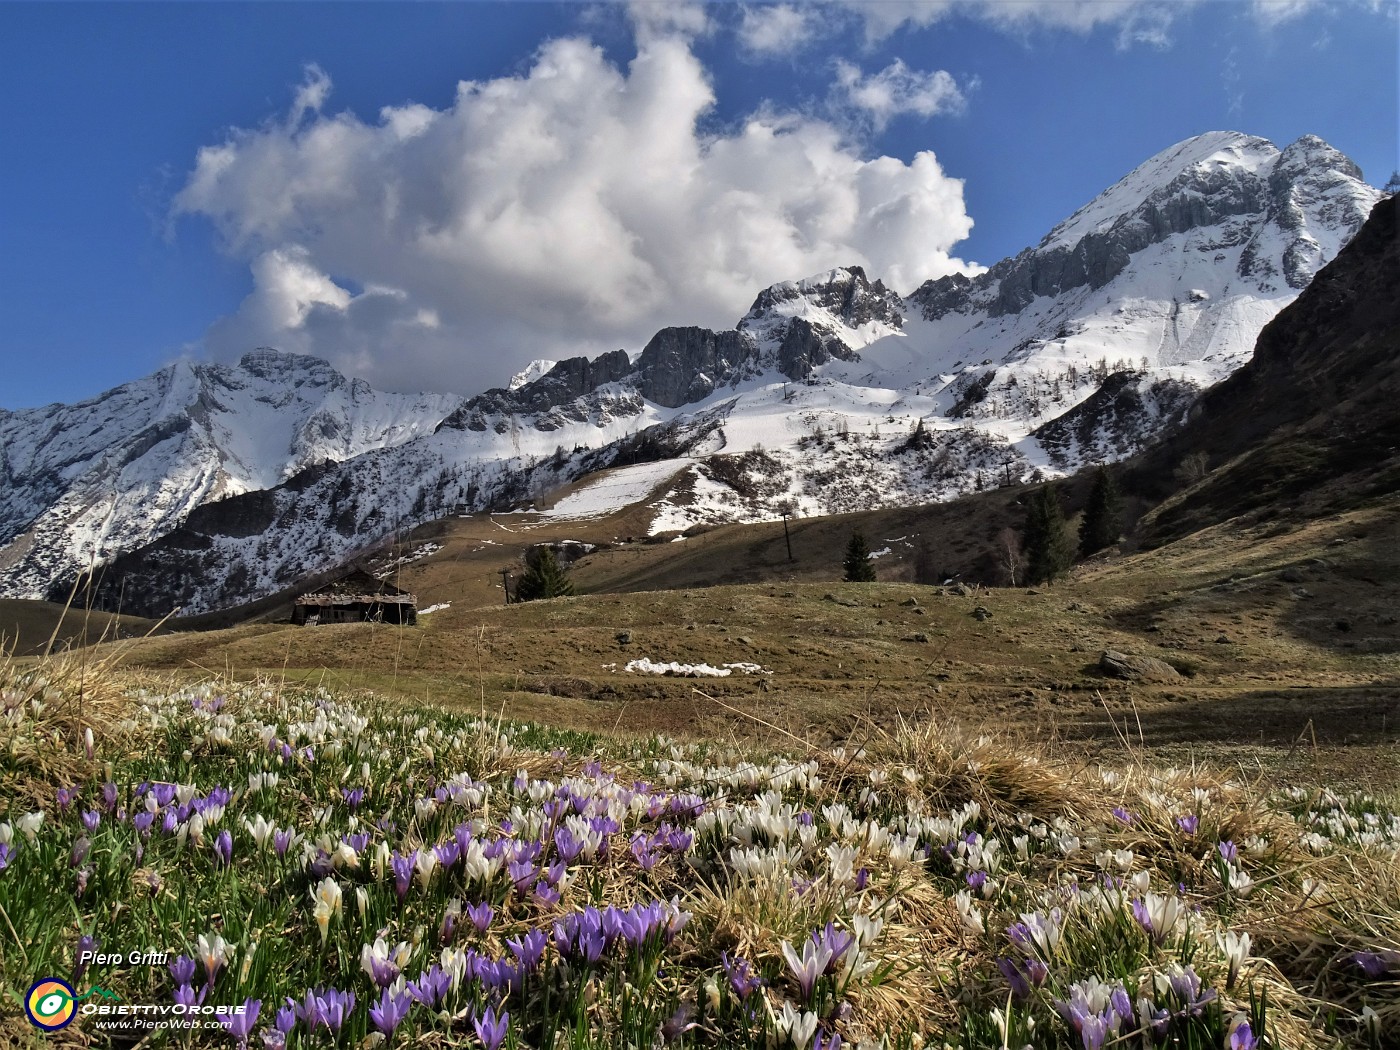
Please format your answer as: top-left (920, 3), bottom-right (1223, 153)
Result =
top-left (0, 131), bottom-right (1382, 612)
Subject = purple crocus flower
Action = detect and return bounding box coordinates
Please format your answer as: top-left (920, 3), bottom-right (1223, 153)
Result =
top-left (56, 786), bottom-right (77, 812)
top-left (1228, 1022), bottom-right (1258, 1050)
top-left (133, 811), bottom-right (155, 836)
top-left (369, 988), bottom-right (412, 1035)
top-left (341, 787), bottom-right (365, 810)
top-left (473, 1005), bottom-right (509, 1050)
top-left (214, 830), bottom-right (233, 867)
top-left (102, 781), bottom-right (119, 811)
top-left (1175, 814), bottom-right (1199, 836)
top-left (391, 852), bottom-right (414, 902)
top-left (997, 957), bottom-right (1031, 1001)
top-left (81, 810), bottom-right (101, 832)
top-left (813, 1031), bottom-right (843, 1050)
top-left (174, 983), bottom-right (207, 1009)
top-left (71, 837), bottom-right (92, 867)
top-left (1110, 987), bottom-right (1134, 1026)
top-left (659, 1003), bottom-right (697, 1042)
top-left (170, 955), bottom-right (197, 985)
top-left (74, 935), bottom-right (99, 982)
top-left (407, 965), bottom-right (451, 1009)
top-left (507, 860), bottom-right (537, 892)
top-left (1217, 840), bottom-right (1239, 863)
top-left (553, 826), bottom-right (585, 863)
top-left (219, 998), bottom-right (261, 1047)
top-left (1166, 965), bottom-right (1216, 1016)
top-left (507, 929), bottom-right (548, 971)
top-left (814, 923), bottom-right (855, 973)
top-left (298, 987), bottom-right (354, 1033)
top-left (1079, 1013), bottom-right (1111, 1050)
top-left (722, 953), bottom-right (763, 999)
top-left (1111, 806), bottom-right (1135, 825)
top-left (275, 1003), bottom-right (297, 1035)
top-left (466, 901), bottom-right (494, 933)
top-left (272, 828), bottom-right (295, 858)
top-left (343, 831), bottom-right (370, 853)
top-left (1352, 951), bottom-right (1392, 978)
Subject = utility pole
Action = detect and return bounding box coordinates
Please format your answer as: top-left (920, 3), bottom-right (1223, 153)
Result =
top-left (498, 568), bottom-right (511, 605)
top-left (781, 512), bottom-right (793, 562)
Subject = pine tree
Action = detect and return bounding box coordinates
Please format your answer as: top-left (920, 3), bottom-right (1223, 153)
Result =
top-left (515, 546), bottom-right (575, 601)
top-left (1022, 484), bottom-right (1074, 585)
top-left (843, 531), bottom-right (877, 582)
top-left (1078, 466), bottom-right (1123, 557)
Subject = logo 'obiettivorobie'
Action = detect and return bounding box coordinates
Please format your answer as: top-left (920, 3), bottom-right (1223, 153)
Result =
top-left (24, 978), bottom-right (119, 1029)
top-left (25, 978), bottom-right (78, 1030)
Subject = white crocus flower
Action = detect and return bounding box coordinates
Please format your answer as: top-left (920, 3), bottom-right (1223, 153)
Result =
top-left (1218, 930), bottom-right (1251, 989)
top-left (244, 814), bottom-right (275, 849)
top-left (954, 891), bottom-right (985, 935)
top-left (239, 941), bottom-right (257, 984)
top-left (775, 1002), bottom-right (819, 1050)
top-left (852, 914), bottom-right (884, 948)
top-left (311, 877), bottom-right (343, 943)
top-left (196, 932), bottom-right (229, 978)
top-left (1226, 865), bottom-right (1254, 897)
top-left (414, 848), bottom-right (438, 889)
top-left (16, 812), bottom-right (44, 844)
top-left (333, 842), bottom-right (360, 871)
top-left (825, 843), bottom-right (857, 886)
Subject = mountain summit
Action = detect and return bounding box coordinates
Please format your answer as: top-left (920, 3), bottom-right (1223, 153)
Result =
top-left (0, 132), bottom-right (1381, 612)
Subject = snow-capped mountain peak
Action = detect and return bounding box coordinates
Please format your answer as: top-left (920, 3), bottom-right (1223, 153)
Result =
top-left (0, 131), bottom-right (1382, 614)
top-left (0, 352), bottom-right (460, 594)
top-left (1039, 131), bottom-right (1279, 253)
top-left (508, 359), bottom-right (559, 391)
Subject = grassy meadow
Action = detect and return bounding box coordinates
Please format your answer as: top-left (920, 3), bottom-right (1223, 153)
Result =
top-left (1, 489), bottom-right (1397, 1047)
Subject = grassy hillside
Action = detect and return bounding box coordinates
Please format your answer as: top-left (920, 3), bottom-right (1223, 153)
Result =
top-left (0, 599), bottom-right (160, 657)
top-left (90, 489), bottom-right (1400, 786)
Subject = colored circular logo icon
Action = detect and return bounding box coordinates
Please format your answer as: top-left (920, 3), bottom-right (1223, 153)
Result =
top-left (25, 978), bottom-right (78, 1030)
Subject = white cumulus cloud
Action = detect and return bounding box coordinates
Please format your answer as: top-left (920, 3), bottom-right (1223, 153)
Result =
top-left (834, 59), bottom-right (968, 129)
top-left (842, 0), bottom-right (1195, 46)
top-left (174, 36), bottom-right (976, 395)
top-left (738, 4), bottom-right (822, 55)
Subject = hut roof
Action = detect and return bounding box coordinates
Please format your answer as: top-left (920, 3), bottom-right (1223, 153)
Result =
top-left (294, 569), bottom-right (416, 606)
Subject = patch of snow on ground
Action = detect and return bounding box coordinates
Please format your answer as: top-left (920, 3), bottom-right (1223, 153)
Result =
top-left (542, 460), bottom-right (690, 519)
top-left (613, 658), bottom-right (770, 677)
top-left (418, 603), bottom-right (451, 615)
top-left (867, 547), bottom-right (892, 559)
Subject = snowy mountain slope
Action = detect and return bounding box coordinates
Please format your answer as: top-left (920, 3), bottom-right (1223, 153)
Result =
top-left (3, 131), bottom-right (1381, 613)
top-left (0, 351), bottom-right (459, 593)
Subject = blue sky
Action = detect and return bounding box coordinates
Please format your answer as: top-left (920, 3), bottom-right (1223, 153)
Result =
top-left (2, 1), bottom-right (1394, 409)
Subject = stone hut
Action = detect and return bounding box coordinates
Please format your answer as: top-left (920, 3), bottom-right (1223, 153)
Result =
top-left (292, 570), bottom-right (417, 626)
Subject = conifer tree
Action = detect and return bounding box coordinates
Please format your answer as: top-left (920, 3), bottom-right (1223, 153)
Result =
top-left (1022, 484), bottom-right (1074, 584)
top-left (1078, 466), bottom-right (1123, 557)
top-left (515, 546), bottom-right (575, 601)
top-left (843, 531), bottom-right (877, 582)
